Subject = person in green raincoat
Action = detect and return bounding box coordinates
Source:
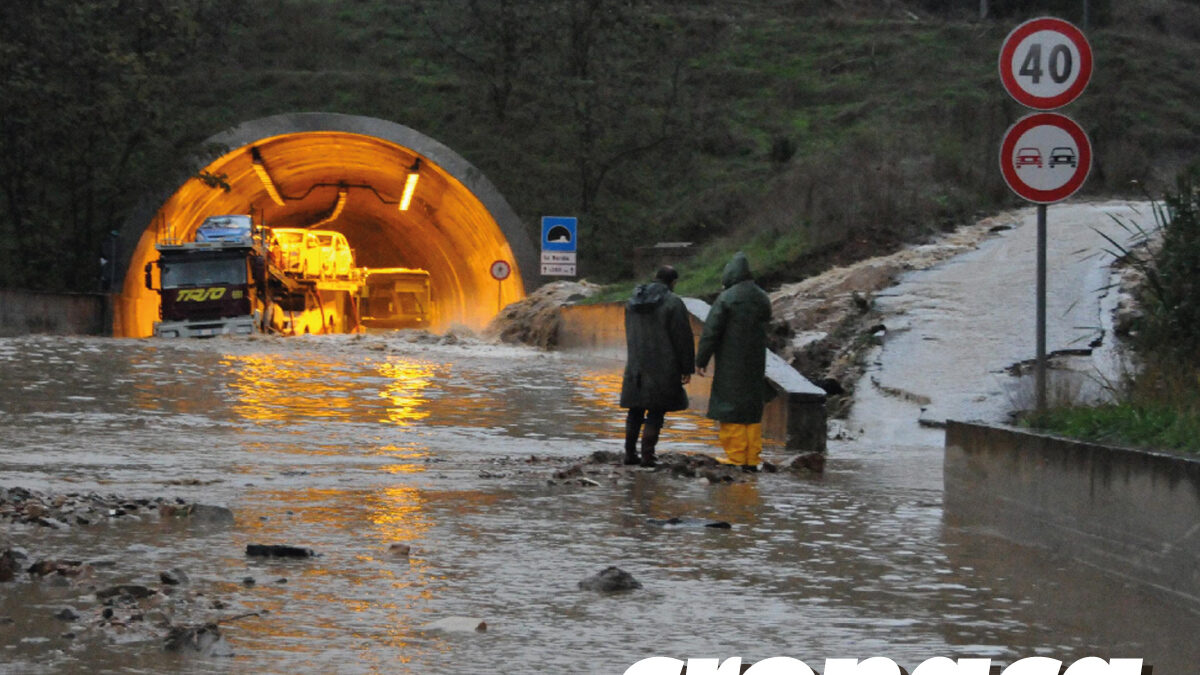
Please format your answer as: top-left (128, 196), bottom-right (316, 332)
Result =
top-left (695, 252), bottom-right (772, 471)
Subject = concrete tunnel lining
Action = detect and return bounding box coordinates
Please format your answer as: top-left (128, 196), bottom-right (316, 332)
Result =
top-left (115, 113), bottom-right (538, 337)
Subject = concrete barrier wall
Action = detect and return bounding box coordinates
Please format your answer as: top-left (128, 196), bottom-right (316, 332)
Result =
top-left (0, 289), bottom-right (109, 336)
top-left (944, 421), bottom-right (1200, 607)
top-left (559, 300), bottom-right (827, 453)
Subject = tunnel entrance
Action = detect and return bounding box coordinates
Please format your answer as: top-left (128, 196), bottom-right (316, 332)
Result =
top-left (115, 113), bottom-right (537, 338)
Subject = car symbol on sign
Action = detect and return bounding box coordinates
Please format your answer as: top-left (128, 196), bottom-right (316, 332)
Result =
top-left (1015, 147), bottom-right (1043, 169)
top-left (1048, 146), bottom-right (1077, 168)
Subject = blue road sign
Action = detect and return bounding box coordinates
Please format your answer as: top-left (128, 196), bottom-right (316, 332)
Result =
top-left (541, 216), bottom-right (577, 253)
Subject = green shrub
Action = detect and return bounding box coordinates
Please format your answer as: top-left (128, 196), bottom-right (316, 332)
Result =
top-left (1028, 165), bottom-right (1200, 454)
top-left (1137, 166), bottom-right (1200, 368)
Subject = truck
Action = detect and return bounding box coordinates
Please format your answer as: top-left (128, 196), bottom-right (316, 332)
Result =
top-left (358, 268), bottom-right (432, 329)
top-left (146, 215), bottom-right (406, 338)
top-left (145, 215), bottom-right (269, 338)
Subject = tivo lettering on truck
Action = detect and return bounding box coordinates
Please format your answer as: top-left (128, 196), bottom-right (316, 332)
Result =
top-left (145, 215), bottom-right (263, 338)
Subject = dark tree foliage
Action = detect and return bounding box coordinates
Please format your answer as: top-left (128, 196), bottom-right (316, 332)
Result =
top-left (917, 0), bottom-right (1110, 25)
top-left (0, 0), bottom-right (244, 292)
top-left (421, 0), bottom-right (719, 278)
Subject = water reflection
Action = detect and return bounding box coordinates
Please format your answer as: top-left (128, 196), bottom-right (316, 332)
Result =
top-left (376, 359), bottom-right (435, 427)
top-left (223, 353), bottom-right (365, 422)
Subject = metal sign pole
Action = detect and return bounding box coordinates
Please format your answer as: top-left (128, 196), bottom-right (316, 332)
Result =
top-left (1036, 204), bottom-right (1048, 413)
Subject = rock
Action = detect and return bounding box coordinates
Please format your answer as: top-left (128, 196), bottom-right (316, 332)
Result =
top-left (817, 377), bottom-right (845, 396)
top-left (160, 568), bottom-right (189, 586)
top-left (699, 470), bottom-right (735, 484)
top-left (788, 452), bottom-right (826, 474)
top-left (646, 517), bottom-right (731, 529)
top-left (388, 543), bottom-right (411, 559)
top-left (188, 504), bottom-right (235, 525)
top-left (144, 609), bottom-right (171, 626)
top-left (96, 584), bottom-right (156, 600)
top-left (245, 544), bottom-right (314, 558)
top-left (164, 622), bottom-right (222, 653)
top-left (552, 465), bottom-right (583, 480)
top-left (27, 559), bottom-right (63, 576)
top-left (578, 566), bottom-right (642, 592)
top-left (421, 616), bottom-right (488, 633)
top-left (590, 450), bottom-right (622, 465)
top-left (54, 607), bottom-right (79, 621)
top-left (35, 516), bottom-right (70, 530)
top-left (0, 549), bottom-right (18, 582)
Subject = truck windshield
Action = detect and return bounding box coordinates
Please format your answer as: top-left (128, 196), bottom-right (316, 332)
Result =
top-left (161, 258), bottom-right (246, 288)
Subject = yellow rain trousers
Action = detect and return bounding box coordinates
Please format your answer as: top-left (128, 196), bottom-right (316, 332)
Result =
top-left (718, 422), bottom-right (763, 467)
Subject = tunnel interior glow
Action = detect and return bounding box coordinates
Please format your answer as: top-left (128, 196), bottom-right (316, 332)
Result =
top-left (118, 131), bottom-right (526, 337)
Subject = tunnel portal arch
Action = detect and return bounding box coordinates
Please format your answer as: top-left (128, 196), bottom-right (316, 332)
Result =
top-left (115, 113), bottom-right (538, 337)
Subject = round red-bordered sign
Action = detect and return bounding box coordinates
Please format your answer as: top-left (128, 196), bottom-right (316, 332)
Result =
top-left (999, 112), bottom-right (1092, 204)
top-left (489, 259), bottom-right (511, 281)
top-left (999, 17), bottom-right (1092, 110)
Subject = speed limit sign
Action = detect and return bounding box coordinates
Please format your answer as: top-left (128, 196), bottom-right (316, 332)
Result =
top-left (999, 17), bottom-right (1092, 110)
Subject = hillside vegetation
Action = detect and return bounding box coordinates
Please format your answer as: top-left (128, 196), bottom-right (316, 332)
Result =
top-left (1, 0), bottom-right (1198, 293)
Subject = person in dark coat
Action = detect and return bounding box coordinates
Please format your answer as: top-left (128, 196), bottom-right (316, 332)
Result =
top-left (695, 252), bottom-right (772, 471)
top-left (619, 266), bottom-right (696, 467)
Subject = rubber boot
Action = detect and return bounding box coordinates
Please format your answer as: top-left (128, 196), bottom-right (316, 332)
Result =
top-left (623, 417), bottom-right (641, 466)
top-left (640, 423), bottom-right (661, 468)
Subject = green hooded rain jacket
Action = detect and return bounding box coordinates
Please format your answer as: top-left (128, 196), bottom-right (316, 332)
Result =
top-left (695, 252), bottom-right (772, 423)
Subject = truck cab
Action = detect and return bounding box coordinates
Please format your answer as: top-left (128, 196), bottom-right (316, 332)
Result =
top-left (148, 244), bottom-right (259, 338)
top-left (359, 268), bottom-right (432, 329)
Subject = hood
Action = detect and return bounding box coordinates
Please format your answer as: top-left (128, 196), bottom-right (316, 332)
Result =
top-left (721, 252), bottom-right (753, 288)
top-left (628, 281), bottom-right (671, 312)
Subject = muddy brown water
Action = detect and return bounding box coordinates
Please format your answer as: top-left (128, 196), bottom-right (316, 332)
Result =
top-left (0, 331), bottom-right (1195, 674)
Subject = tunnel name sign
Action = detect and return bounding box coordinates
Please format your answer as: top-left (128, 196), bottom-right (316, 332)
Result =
top-left (541, 216), bottom-right (577, 277)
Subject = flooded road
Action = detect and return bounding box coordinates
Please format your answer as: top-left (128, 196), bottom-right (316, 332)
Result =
top-left (2, 203), bottom-right (1196, 674)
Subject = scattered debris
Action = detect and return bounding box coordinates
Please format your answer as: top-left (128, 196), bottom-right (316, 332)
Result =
top-left (646, 517), bottom-right (732, 529)
top-left (579, 566), bottom-right (642, 592)
top-left (788, 452), bottom-right (826, 474)
top-left (245, 544), bottom-right (314, 558)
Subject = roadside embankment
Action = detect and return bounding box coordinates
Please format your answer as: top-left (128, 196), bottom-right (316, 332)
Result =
top-left (0, 289), bottom-right (110, 336)
top-left (944, 421), bottom-right (1200, 609)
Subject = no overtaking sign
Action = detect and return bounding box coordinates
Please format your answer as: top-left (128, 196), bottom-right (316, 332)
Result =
top-left (999, 112), bottom-right (1092, 204)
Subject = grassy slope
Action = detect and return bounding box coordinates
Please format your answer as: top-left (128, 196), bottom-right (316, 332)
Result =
top-left (175, 1), bottom-right (1200, 295)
